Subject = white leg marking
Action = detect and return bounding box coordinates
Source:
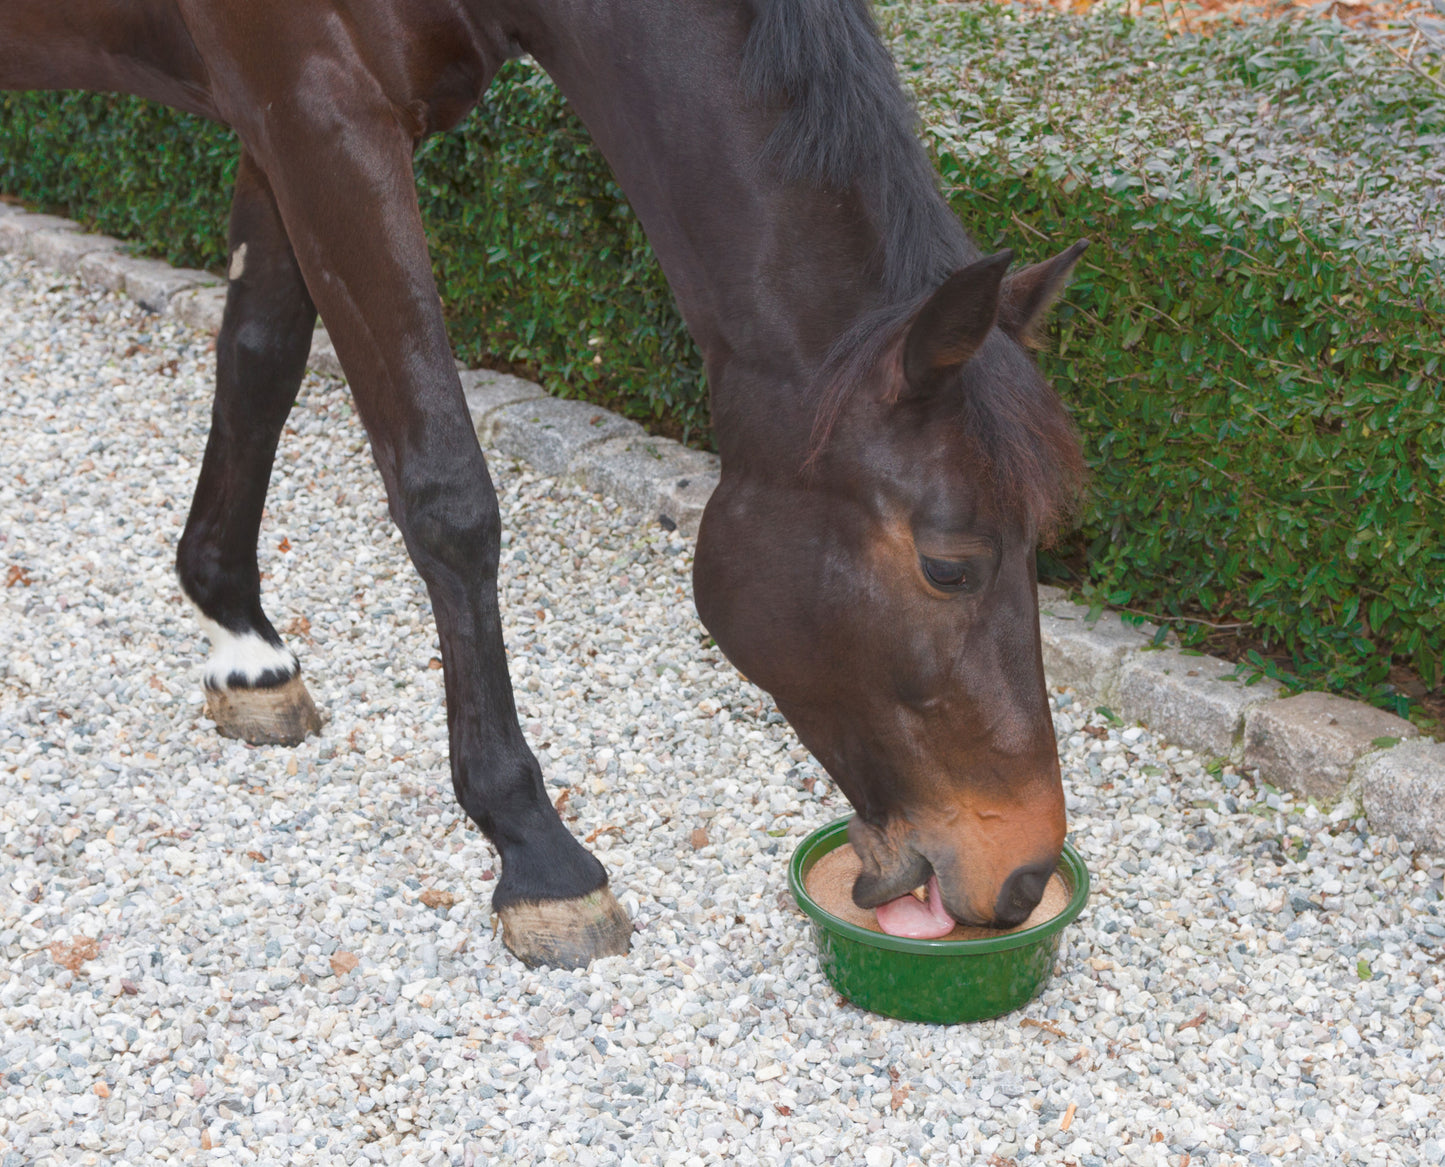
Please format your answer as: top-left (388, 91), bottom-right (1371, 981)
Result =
top-left (194, 613), bottom-right (298, 690)
top-left (229, 243), bottom-right (247, 281)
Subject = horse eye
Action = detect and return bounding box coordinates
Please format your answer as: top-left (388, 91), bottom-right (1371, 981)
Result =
top-left (922, 558), bottom-right (967, 590)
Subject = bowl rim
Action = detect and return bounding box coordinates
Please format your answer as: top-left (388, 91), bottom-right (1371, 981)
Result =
top-left (788, 815), bottom-right (1091, 955)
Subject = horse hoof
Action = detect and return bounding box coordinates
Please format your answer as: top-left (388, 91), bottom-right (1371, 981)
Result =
top-left (204, 675), bottom-right (323, 746)
top-left (498, 888), bottom-right (632, 969)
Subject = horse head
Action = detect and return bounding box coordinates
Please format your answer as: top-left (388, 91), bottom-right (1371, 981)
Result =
top-left (695, 241), bottom-right (1088, 932)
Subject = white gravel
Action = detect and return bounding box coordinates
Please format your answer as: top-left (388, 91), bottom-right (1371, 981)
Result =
top-left (2, 252), bottom-right (1444, 1166)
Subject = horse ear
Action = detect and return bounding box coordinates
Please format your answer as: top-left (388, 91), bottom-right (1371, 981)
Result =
top-left (900, 250), bottom-right (1013, 398)
top-left (998, 239), bottom-right (1089, 344)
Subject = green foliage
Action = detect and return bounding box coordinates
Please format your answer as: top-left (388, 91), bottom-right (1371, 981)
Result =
top-left (0, 71), bottom-right (709, 442)
top-left (413, 65), bottom-right (708, 443)
top-left (900, 2), bottom-right (1445, 711)
top-left (941, 156), bottom-right (1444, 709)
top-left (1, 6), bottom-right (1440, 715)
top-left (0, 91), bottom-right (236, 269)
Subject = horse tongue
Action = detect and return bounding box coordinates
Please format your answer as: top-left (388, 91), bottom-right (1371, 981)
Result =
top-left (874, 874), bottom-right (954, 939)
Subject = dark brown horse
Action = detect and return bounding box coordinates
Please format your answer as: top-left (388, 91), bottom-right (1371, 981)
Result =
top-left (2, 0), bottom-right (1087, 966)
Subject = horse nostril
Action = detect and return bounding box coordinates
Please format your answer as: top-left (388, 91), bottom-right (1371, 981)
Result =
top-left (995, 860), bottom-right (1055, 927)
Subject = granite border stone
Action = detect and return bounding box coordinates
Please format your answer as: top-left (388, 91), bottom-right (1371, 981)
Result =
top-left (117, 257), bottom-right (220, 312)
top-left (1116, 648), bottom-right (1282, 759)
top-left (0, 211), bottom-right (81, 253)
top-left (1359, 739), bottom-right (1445, 852)
top-left (23, 228), bottom-right (125, 275)
top-left (308, 327), bottom-right (344, 380)
top-left (570, 434), bottom-right (721, 536)
top-left (1036, 594), bottom-right (1161, 704)
top-left (1241, 692), bottom-right (1419, 803)
top-left (461, 369), bottom-right (547, 441)
top-left (487, 395), bottom-right (646, 477)
top-left (6, 202), bottom-right (1442, 854)
top-left (168, 285), bottom-right (229, 336)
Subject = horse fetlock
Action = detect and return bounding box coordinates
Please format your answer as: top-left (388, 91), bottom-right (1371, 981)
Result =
top-left (497, 888), bottom-right (632, 969)
top-left (195, 616), bottom-right (299, 690)
top-left (204, 675), bottom-right (322, 746)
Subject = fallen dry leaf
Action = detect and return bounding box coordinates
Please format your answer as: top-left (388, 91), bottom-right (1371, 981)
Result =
top-left (690, 828), bottom-right (709, 850)
top-left (420, 888), bottom-right (456, 909)
top-left (49, 937), bottom-right (100, 972)
top-left (246, 850), bottom-right (267, 862)
top-left (329, 951), bottom-right (359, 977)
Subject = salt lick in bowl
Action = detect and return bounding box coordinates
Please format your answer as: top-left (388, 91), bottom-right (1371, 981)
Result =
top-left (789, 817), bottom-right (1090, 1024)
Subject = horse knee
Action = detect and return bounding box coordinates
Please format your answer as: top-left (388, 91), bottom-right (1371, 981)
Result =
top-left (220, 310), bottom-right (313, 409)
top-left (396, 464), bottom-right (501, 579)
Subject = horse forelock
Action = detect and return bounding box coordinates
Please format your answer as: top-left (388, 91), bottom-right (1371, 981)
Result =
top-left (805, 310), bottom-right (1087, 543)
top-left (949, 348), bottom-right (1088, 545)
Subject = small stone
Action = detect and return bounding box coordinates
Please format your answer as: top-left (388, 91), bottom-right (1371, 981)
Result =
top-left (329, 951), bottom-right (359, 977)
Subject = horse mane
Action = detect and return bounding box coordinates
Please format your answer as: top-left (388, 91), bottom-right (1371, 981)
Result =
top-left (740, 0), bottom-right (974, 300)
top-left (741, 0), bottom-right (1084, 536)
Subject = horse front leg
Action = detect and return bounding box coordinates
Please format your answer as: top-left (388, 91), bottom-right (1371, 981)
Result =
top-left (244, 102), bottom-right (630, 968)
top-left (176, 150), bottom-right (322, 746)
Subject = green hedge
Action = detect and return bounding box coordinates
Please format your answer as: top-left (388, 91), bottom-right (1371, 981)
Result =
top-left (2, 6), bottom-right (1441, 721)
top-left (942, 160), bottom-right (1444, 711)
top-left (900, 2), bottom-right (1445, 715)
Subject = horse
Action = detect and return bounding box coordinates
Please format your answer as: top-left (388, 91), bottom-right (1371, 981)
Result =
top-left (2, 0), bottom-right (1088, 967)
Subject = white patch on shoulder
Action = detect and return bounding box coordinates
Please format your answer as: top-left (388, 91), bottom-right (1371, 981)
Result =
top-left (195, 613), bottom-right (298, 689)
top-left (229, 243), bottom-right (247, 281)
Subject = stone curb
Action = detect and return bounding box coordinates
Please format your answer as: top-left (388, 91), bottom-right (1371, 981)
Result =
top-left (2, 203), bottom-right (1439, 853)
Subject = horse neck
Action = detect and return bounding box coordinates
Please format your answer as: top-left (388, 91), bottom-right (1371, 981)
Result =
top-left (517, 2), bottom-right (907, 472)
top-left (0, 0), bottom-right (213, 117)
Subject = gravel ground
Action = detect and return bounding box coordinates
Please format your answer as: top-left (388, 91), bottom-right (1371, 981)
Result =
top-left (2, 252), bottom-right (1444, 1167)
top-left (895, 1), bottom-right (1445, 268)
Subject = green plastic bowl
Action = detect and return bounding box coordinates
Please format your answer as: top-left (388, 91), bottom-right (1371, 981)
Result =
top-left (789, 816), bottom-right (1090, 1024)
